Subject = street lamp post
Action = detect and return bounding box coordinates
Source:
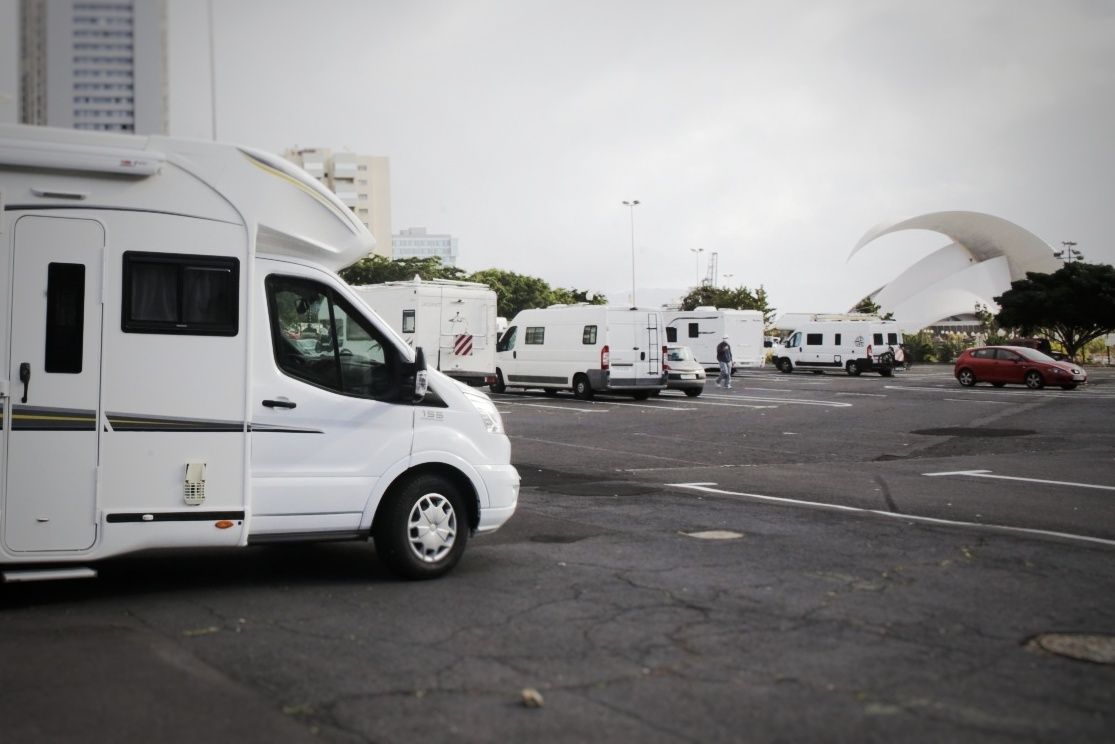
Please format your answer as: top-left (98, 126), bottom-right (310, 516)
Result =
top-left (1054, 240), bottom-right (1082, 264)
top-left (722, 272), bottom-right (734, 286)
top-left (623, 200), bottom-right (640, 305)
top-left (689, 248), bottom-right (704, 286)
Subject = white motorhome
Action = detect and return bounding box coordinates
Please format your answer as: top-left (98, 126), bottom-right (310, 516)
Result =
top-left (493, 305), bottom-right (666, 399)
top-left (772, 314), bottom-right (902, 376)
top-left (663, 307), bottom-right (765, 371)
top-left (353, 278), bottom-right (498, 387)
top-left (0, 125), bottom-right (518, 582)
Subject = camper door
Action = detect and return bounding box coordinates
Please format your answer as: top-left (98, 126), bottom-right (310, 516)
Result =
top-left (608, 312), bottom-right (661, 382)
top-left (4, 215), bottom-right (103, 552)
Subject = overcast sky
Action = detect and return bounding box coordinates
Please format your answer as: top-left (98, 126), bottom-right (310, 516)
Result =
top-left (5, 1), bottom-right (1115, 313)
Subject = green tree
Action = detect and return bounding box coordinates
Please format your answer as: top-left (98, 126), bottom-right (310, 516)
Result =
top-left (994, 262), bottom-right (1115, 361)
top-left (851, 294), bottom-right (894, 320)
top-left (550, 287), bottom-right (607, 307)
top-left (465, 269), bottom-right (558, 319)
top-left (339, 255), bottom-right (465, 285)
top-left (679, 284), bottom-right (776, 325)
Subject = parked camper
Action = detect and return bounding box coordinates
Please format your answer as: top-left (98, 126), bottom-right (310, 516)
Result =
top-left (663, 308), bottom-right (765, 372)
top-left (493, 305), bottom-right (666, 399)
top-left (0, 125), bottom-right (518, 582)
top-left (353, 278), bottom-right (498, 387)
top-left (773, 315), bottom-right (902, 376)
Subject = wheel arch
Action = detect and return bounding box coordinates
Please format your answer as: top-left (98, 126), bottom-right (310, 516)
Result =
top-left (365, 458), bottom-right (483, 535)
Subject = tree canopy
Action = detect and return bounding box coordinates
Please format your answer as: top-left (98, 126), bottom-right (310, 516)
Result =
top-left (679, 284), bottom-right (776, 325)
top-left (994, 262), bottom-right (1115, 361)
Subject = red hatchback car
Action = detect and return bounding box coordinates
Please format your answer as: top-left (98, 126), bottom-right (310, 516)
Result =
top-left (954, 345), bottom-right (1087, 390)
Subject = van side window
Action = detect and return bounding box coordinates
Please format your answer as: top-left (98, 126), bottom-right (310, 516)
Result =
top-left (806, 333), bottom-right (823, 345)
top-left (402, 309), bottom-right (416, 333)
top-left (787, 332), bottom-right (801, 347)
top-left (45, 262), bottom-right (85, 373)
top-left (834, 333), bottom-right (842, 346)
top-left (873, 333), bottom-right (884, 345)
top-left (266, 275), bottom-right (398, 400)
top-left (122, 251), bottom-right (239, 336)
top-left (688, 323), bottom-right (699, 338)
top-left (582, 325), bottom-right (597, 344)
top-left (525, 327), bottom-right (545, 345)
top-left (497, 326), bottom-right (517, 351)
top-left (666, 326), bottom-right (677, 343)
top-left (887, 332), bottom-right (898, 344)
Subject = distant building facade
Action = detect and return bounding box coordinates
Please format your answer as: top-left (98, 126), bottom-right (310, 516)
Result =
top-left (20, 0), bottom-right (167, 134)
top-left (283, 147), bottom-right (393, 257)
top-left (392, 227), bottom-right (459, 267)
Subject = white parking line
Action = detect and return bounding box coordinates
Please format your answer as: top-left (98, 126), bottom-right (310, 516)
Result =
top-left (836, 392), bottom-right (887, 398)
top-left (495, 400), bottom-right (604, 413)
top-left (668, 483), bottom-right (1115, 548)
top-left (889, 385), bottom-right (1115, 400)
top-left (942, 398), bottom-right (1013, 404)
top-left (924, 469), bottom-right (1115, 492)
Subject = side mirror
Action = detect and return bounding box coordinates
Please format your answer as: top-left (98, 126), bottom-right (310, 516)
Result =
top-left (401, 347), bottom-right (429, 402)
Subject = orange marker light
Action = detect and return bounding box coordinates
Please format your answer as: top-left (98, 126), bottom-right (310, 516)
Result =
top-left (215, 520), bottom-right (234, 529)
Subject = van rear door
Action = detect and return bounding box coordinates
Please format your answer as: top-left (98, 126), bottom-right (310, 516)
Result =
top-left (607, 310), bottom-right (661, 385)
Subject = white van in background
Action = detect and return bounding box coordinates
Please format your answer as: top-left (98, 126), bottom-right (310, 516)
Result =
top-left (0, 124), bottom-right (517, 582)
top-left (353, 278), bottom-right (498, 387)
top-left (663, 307), bottom-right (765, 371)
top-left (772, 315), bottom-right (902, 376)
top-left (493, 305), bottom-right (666, 399)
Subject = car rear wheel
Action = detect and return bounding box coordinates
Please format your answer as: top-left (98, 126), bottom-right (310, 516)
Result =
top-left (777, 358), bottom-right (793, 374)
top-left (543, 388), bottom-right (558, 397)
top-left (846, 361), bottom-right (861, 377)
top-left (572, 374), bottom-right (594, 400)
top-left (632, 391), bottom-right (651, 400)
top-left (684, 388), bottom-right (702, 397)
top-left (957, 368), bottom-right (976, 387)
top-left (1025, 370), bottom-right (1045, 390)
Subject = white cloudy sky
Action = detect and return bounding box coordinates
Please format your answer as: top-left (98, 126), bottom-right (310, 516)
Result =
top-left (5, 1), bottom-right (1115, 313)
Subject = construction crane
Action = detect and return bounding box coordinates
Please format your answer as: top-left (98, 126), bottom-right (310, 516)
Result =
top-left (704, 251), bottom-right (719, 286)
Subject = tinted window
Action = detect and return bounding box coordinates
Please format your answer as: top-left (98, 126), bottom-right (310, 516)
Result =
top-left (497, 326), bottom-right (517, 352)
top-left (887, 332), bottom-right (899, 344)
top-left (402, 309), bottom-right (415, 333)
top-left (266, 275), bottom-right (397, 400)
top-left (525, 327), bottom-right (545, 344)
top-left (582, 325), bottom-right (598, 344)
top-left (971, 348), bottom-right (994, 359)
top-left (834, 333), bottom-right (842, 346)
top-left (688, 323), bottom-right (699, 338)
top-left (995, 349), bottom-right (1023, 362)
top-left (806, 333), bottom-right (823, 346)
top-left (873, 333), bottom-right (883, 345)
top-left (45, 263), bottom-right (85, 373)
top-left (122, 252), bottom-right (238, 335)
top-left (666, 326), bottom-right (678, 343)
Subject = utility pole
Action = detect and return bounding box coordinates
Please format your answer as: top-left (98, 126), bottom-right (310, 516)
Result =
top-left (1054, 241), bottom-right (1082, 263)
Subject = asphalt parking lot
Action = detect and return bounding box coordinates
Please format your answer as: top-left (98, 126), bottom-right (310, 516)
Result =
top-left (2, 364), bottom-right (1113, 743)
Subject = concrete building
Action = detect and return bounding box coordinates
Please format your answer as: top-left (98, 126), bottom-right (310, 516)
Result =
top-left (283, 147), bottom-right (392, 257)
top-left (849, 211), bottom-right (1062, 331)
top-left (20, 0), bottom-right (167, 134)
top-left (392, 227), bottom-right (459, 267)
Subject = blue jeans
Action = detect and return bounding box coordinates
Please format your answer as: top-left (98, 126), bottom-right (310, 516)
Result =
top-left (718, 361), bottom-right (732, 387)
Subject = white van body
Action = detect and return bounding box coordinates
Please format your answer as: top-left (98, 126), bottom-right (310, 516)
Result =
top-left (663, 307), bottom-right (765, 371)
top-left (494, 305), bottom-right (666, 399)
top-left (353, 279), bottom-right (498, 387)
top-left (772, 314), bottom-right (902, 376)
top-left (0, 125), bottom-right (517, 581)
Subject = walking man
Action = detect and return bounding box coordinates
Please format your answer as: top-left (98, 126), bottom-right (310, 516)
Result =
top-left (716, 335), bottom-right (733, 389)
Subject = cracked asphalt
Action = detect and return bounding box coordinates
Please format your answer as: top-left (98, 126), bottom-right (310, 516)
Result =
top-left (2, 365), bottom-right (1113, 742)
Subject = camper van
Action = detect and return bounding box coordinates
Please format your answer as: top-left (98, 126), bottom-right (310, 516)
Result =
top-left (493, 305), bottom-right (666, 399)
top-left (663, 308), bottom-right (765, 371)
top-left (353, 278), bottom-right (498, 387)
top-left (0, 125), bottom-right (518, 582)
top-left (773, 315), bottom-right (902, 376)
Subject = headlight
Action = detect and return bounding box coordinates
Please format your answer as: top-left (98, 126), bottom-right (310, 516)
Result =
top-left (463, 389), bottom-right (504, 434)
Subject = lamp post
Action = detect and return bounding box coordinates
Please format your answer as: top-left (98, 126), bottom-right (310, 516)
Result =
top-left (623, 200), bottom-right (640, 305)
top-left (689, 248), bottom-right (704, 285)
top-left (1054, 240), bottom-right (1082, 264)
top-left (722, 272), bottom-right (734, 286)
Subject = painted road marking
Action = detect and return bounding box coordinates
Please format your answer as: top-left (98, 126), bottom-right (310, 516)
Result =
top-left (924, 469), bottom-right (1115, 492)
top-left (942, 398), bottom-right (1013, 404)
top-left (668, 482), bottom-right (1115, 548)
top-left (512, 436), bottom-right (709, 465)
top-left (889, 385), bottom-right (1115, 400)
top-left (494, 400), bottom-right (604, 413)
top-left (696, 393), bottom-right (851, 408)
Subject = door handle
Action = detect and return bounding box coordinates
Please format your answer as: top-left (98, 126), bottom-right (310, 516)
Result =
top-left (19, 362), bottom-right (30, 403)
top-left (262, 399), bottom-right (297, 409)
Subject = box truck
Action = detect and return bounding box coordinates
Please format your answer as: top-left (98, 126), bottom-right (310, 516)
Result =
top-left (353, 278), bottom-right (498, 387)
top-left (663, 307), bottom-right (765, 372)
top-left (493, 305), bottom-right (666, 399)
top-left (0, 125), bottom-right (518, 581)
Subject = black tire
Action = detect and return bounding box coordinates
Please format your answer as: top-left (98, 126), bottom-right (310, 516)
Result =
top-left (543, 388), bottom-right (558, 397)
top-left (846, 361), bottom-right (861, 377)
top-left (777, 358), bottom-right (793, 374)
top-left (374, 473), bottom-right (468, 580)
top-left (879, 368), bottom-right (893, 378)
top-left (572, 374), bottom-right (594, 400)
top-left (957, 368), bottom-right (976, 387)
top-left (1025, 370), bottom-right (1044, 390)
top-left (1061, 384), bottom-right (1078, 390)
top-left (992, 382), bottom-right (1005, 388)
top-left (684, 388), bottom-right (702, 397)
top-left (632, 391), bottom-right (651, 400)
top-left (489, 369), bottom-right (506, 394)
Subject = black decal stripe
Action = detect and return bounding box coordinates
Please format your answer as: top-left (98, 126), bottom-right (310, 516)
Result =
top-left (106, 511), bottom-right (245, 523)
top-left (507, 374), bottom-right (569, 384)
top-left (12, 406), bottom-right (96, 431)
top-left (9, 405), bottom-right (324, 434)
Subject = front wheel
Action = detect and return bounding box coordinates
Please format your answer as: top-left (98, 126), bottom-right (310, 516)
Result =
top-left (1025, 370), bottom-right (1045, 390)
top-left (957, 368), bottom-right (976, 387)
top-left (777, 358), bottom-right (793, 374)
top-left (489, 369), bottom-right (506, 394)
top-left (374, 474), bottom-right (468, 580)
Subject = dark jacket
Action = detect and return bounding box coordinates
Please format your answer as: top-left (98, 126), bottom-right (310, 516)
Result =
top-left (716, 341), bottom-right (732, 363)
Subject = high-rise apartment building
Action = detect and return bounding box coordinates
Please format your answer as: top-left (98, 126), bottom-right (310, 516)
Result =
top-left (284, 147), bottom-right (393, 257)
top-left (20, 0), bottom-right (167, 134)
top-left (393, 227), bottom-right (459, 267)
